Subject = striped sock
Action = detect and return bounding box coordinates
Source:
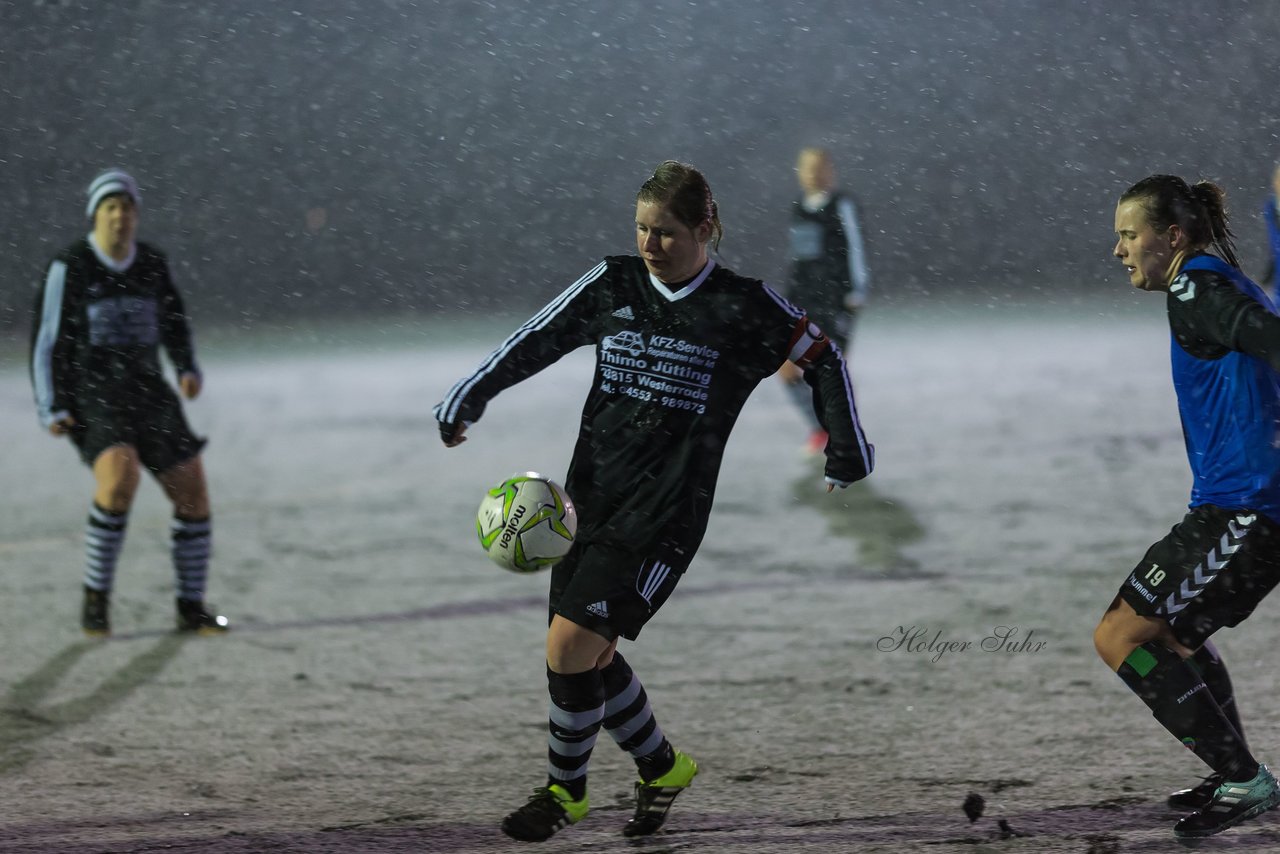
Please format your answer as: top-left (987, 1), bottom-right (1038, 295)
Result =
top-left (600, 652), bottom-right (675, 782)
top-left (546, 667), bottom-right (605, 801)
top-left (171, 516), bottom-right (212, 600)
top-left (84, 503), bottom-right (128, 593)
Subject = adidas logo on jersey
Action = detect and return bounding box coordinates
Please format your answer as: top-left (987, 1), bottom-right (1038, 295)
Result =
top-left (586, 601), bottom-right (609, 618)
top-left (611, 305), bottom-right (636, 320)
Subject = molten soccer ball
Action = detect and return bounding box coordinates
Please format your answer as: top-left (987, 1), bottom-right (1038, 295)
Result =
top-left (476, 473), bottom-right (577, 573)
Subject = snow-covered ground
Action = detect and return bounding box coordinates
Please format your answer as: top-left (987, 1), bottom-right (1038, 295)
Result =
top-left (4, 297), bottom-right (1279, 852)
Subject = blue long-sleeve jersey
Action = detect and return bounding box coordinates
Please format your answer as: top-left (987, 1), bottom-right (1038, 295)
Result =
top-left (1167, 253), bottom-right (1280, 522)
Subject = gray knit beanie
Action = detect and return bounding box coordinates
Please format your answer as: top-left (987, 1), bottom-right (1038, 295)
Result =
top-left (86, 169), bottom-right (140, 218)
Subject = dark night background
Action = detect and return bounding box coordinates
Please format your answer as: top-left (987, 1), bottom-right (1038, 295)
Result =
top-left (1, 0), bottom-right (1278, 336)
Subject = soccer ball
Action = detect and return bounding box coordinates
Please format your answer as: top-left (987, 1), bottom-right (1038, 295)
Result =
top-left (476, 473), bottom-right (577, 573)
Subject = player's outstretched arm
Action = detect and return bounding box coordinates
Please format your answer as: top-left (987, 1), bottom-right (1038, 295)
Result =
top-left (784, 317), bottom-right (874, 488)
top-left (804, 345), bottom-right (874, 488)
top-left (432, 262), bottom-right (605, 448)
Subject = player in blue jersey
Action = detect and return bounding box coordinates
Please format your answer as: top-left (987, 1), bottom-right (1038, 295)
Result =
top-left (1093, 174), bottom-right (1280, 839)
top-left (436, 161), bottom-right (873, 842)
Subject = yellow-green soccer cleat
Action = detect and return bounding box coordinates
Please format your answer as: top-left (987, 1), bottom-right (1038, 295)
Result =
top-left (623, 750), bottom-right (698, 837)
top-left (501, 784), bottom-right (589, 841)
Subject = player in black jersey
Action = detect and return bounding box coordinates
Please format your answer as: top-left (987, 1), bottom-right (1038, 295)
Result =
top-left (30, 169), bottom-right (227, 637)
top-left (1093, 175), bottom-right (1280, 839)
top-left (435, 161), bottom-right (874, 842)
top-left (778, 147), bottom-right (871, 456)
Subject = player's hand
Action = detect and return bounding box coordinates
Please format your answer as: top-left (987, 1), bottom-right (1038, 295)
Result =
top-left (825, 476), bottom-right (853, 492)
top-left (440, 421), bottom-right (468, 447)
top-left (778, 360), bottom-right (803, 384)
top-left (179, 372), bottom-right (202, 400)
top-left (49, 416), bottom-right (77, 436)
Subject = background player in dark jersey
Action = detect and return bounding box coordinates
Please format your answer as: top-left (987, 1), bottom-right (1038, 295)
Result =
top-left (435, 160), bottom-right (873, 842)
top-left (778, 147), bottom-right (871, 456)
top-left (30, 169), bottom-right (227, 637)
top-left (1093, 174), bottom-right (1280, 839)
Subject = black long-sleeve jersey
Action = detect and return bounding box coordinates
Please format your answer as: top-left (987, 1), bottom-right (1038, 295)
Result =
top-left (30, 237), bottom-right (200, 428)
top-left (436, 255), bottom-right (874, 552)
top-left (788, 191), bottom-right (870, 336)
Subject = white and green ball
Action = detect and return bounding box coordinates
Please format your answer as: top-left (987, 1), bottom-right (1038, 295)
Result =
top-left (476, 473), bottom-right (577, 573)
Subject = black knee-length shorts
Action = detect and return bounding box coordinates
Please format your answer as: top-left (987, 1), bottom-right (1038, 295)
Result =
top-left (549, 538), bottom-right (691, 642)
top-left (1119, 505), bottom-right (1280, 649)
top-left (70, 384), bottom-right (206, 474)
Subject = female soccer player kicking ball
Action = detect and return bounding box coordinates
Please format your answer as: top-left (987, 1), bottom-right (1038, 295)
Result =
top-left (1094, 174), bottom-right (1280, 839)
top-left (435, 161), bottom-right (873, 841)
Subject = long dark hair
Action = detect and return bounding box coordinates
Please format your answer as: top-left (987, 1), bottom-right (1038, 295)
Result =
top-left (637, 160), bottom-right (724, 251)
top-left (1119, 174), bottom-right (1240, 269)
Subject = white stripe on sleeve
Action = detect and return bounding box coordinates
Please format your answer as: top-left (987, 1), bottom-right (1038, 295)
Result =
top-left (435, 260), bottom-right (609, 425)
top-left (32, 260), bottom-right (69, 427)
top-left (836, 197), bottom-right (870, 303)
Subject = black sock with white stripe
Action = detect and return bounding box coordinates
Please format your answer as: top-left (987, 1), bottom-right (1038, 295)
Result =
top-left (171, 515), bottom-right (212, 601)
top-left (84, 503), bottom-right (128, 593)
top-left (1190, 640), bottom-right (1250, 755)
top-left (600, 652), bottom-right (675, 782)
top-left (546, 667), bottom-right (604, 801)
top-left (1119, 641), bottom-right (1257, 781)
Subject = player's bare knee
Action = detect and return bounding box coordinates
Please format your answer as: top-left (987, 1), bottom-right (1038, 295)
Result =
top-left (1094, 610), bottom-right (1143, 668)
top-left (171, 491), bottom-right (210, 519)
top-left (1093, 619), bottom-right (1125, 667)
top-left (95, 464), bottom-right (141, 511)
top-left (595, 639), bottom-right (619, 670)
top-left (546, 618), bottom-right (610, 674)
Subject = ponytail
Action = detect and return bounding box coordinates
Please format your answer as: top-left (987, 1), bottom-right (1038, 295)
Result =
top-left (1188, 181), bottom-right (1240, 269)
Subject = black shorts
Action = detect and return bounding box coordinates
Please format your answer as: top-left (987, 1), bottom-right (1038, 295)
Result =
top-left (71, 385), bottom-right (206, 474)
top-left (549, 539), bottom-right (690, 642)
top-left (1119, 505), bottom-right (1280, 649)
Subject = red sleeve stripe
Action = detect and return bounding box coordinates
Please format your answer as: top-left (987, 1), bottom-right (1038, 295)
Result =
top-left (787, 317), bottom-right (829, 367)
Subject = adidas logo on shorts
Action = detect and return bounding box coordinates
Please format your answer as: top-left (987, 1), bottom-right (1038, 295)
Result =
top-left (586, 601), bottom-right (609, 618)
top-left (611, 305), bottom-right (635, 320)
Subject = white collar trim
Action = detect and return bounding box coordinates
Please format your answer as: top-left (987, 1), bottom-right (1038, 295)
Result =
top-left (648, 258), bottom-right (715, 302)
top-left (802, 191), bottom-right (831, 211)
top-left (88, 232), bottom-right (136, 272)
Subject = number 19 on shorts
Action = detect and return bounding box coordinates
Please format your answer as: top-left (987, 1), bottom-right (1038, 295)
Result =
top-left (1145, 563), bottom-right (1165, 587)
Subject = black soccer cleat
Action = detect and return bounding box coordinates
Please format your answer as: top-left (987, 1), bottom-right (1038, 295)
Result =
top-left (1168, 773), bottom-right (1225, 810)
top-left (1173, 764), bottom-right (1280, 839)
top-left (82, 586), bottom-right (110, 637)
top-left (500, 784), bottom-right (588, 841)
top-left (176, 598), bottom-right (229, 634)
top-left (623, 750), bottom-right (698, 837)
